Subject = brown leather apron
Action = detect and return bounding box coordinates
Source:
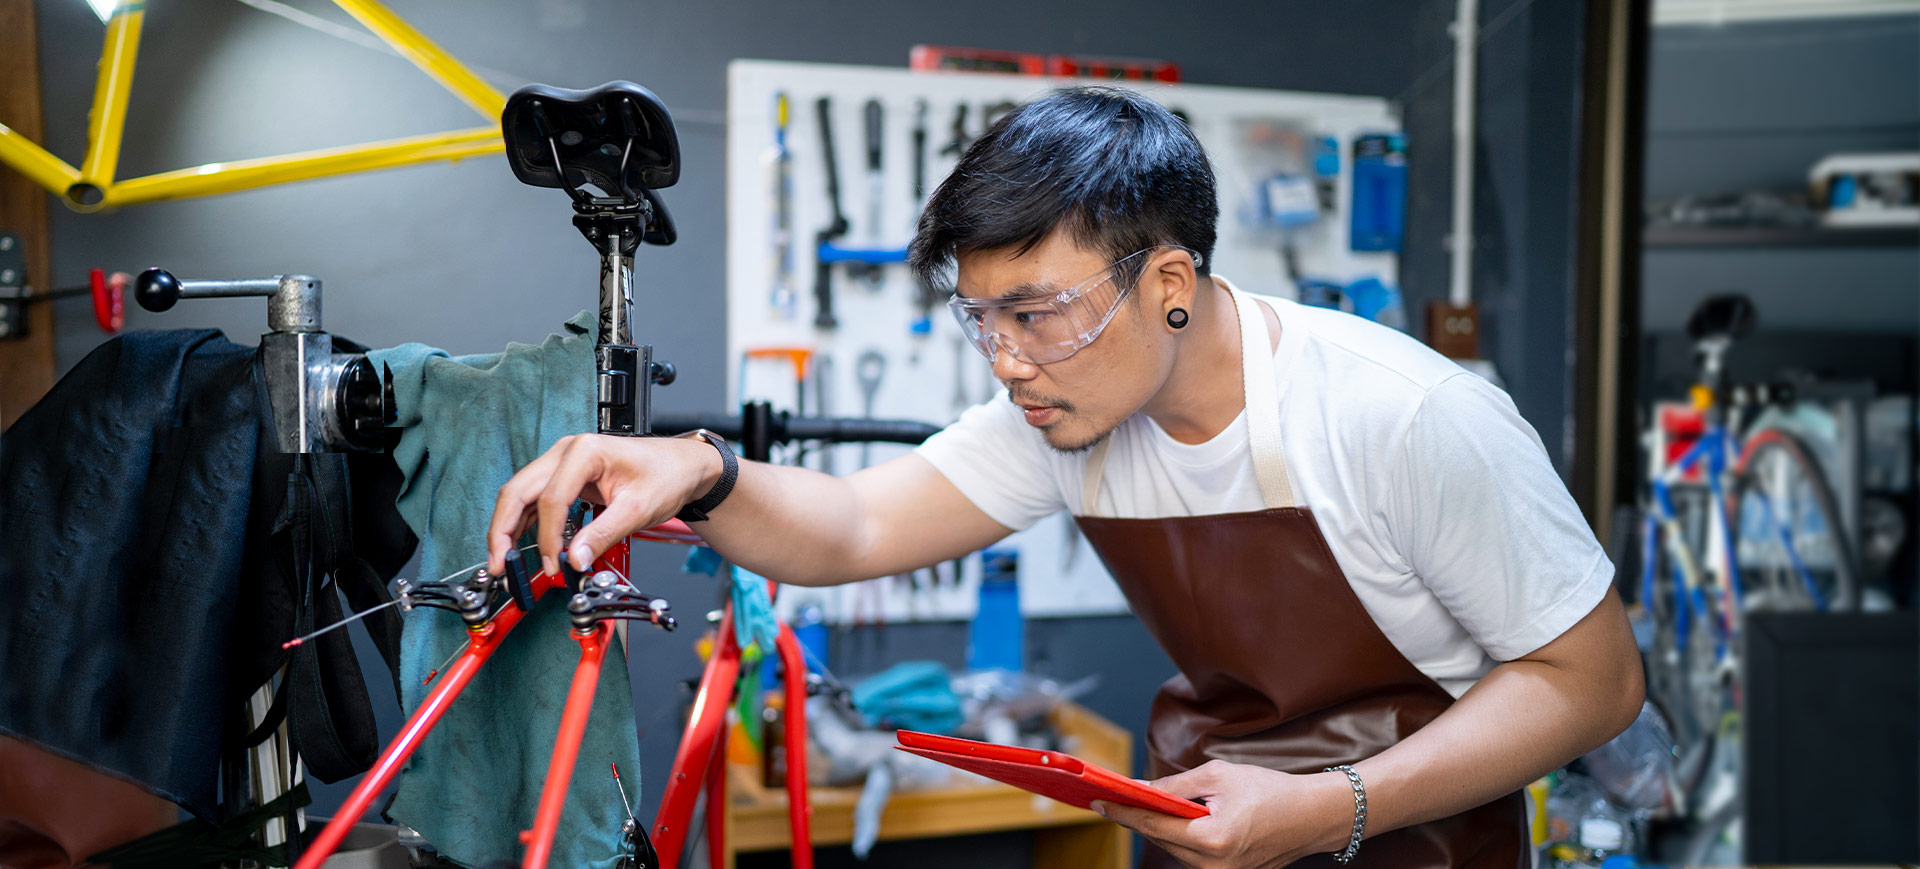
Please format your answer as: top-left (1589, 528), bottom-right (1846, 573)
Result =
top-left (1073, 288), bottom-right (1527, 868)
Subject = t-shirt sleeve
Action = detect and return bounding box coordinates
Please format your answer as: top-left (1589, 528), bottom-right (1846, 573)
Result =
top-left (914, 391), bottom-right (1069, 532)
top-left (1387, 374), bottom-right (1615, 661)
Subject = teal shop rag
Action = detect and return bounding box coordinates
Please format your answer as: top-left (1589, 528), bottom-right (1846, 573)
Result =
top-left (680, 547), bottom-right (779, 658)
top-left (368, 312), bottom-right (640, 869)
top-left (852, 661), bottom-right (963, 734)
top-left (731, 567), bottom-right (780, 656)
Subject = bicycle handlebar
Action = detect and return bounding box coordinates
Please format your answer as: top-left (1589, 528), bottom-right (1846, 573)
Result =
top-left (652, 410), bottom-right (940, 447)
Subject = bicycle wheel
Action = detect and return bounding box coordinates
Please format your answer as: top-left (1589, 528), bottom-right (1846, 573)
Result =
top-left (1728, 428), bottom-right (1859, 612)
top-left (1639, 504), bottom-right (1730, 747)
top-left (1641, 526), bottom-right (1694, 742)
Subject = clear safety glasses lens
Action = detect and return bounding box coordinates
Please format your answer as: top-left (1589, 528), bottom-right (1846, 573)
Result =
top-left (948, 247), bottom-right (1194, 364)
top-left (949, 277), bottom-right (1122, 364)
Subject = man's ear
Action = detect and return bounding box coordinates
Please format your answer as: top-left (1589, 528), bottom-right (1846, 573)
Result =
top-left (1152, 250), bottom-right (1198, 328)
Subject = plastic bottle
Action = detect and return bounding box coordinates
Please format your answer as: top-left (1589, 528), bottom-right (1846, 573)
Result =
top-left (791, 601), bottom-right (829, 673)
top-left (967, 547), bottom-right (1022, 671)
top-left (760, 692), bottom-right (787, 788)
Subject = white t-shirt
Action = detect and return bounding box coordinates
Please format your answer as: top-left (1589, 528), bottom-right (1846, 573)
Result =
top-left (917, 285), bottom-right (1614, 696)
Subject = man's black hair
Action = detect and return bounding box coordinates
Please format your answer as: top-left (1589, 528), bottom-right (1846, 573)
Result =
top-left (910, 86), bottom-right (1217, 291)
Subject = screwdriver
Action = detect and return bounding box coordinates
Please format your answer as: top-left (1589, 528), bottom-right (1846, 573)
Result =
top-left (768, 92), bottom-right (796, 318)
top-left (863, 98), bottom-right (885, 287)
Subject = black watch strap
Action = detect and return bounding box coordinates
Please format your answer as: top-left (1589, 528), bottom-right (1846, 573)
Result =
top-left (675, 430), bottom-right (737, 522)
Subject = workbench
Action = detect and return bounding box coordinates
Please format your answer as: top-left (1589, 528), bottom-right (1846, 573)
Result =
top-left (718, 701), bottom-right (1133, 868)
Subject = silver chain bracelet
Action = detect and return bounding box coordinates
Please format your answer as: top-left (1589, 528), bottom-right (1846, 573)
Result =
top-left (1322, 764), bottom-right (1367, 864)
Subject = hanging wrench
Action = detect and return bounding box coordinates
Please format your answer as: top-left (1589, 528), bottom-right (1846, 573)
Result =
top-left (857, 349), bottom-right (886, 468)
top-left (861, 99), bottom-right (885, 288)
top-left (912, 99), bottom-right (929, 205)
top-left (940, 103), bottom-right (972, 158)
top-left (768, 92), bottom-right (796, 318)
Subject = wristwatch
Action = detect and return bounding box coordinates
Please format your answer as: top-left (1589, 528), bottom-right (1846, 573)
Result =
top-left (674, 429), bottom-right (737, 522)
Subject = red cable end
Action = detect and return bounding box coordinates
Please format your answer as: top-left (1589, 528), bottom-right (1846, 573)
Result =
top-left (281, 638), bottom-right (303, 650)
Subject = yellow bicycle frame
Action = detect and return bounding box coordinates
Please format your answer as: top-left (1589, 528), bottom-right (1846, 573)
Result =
top-left (0, 0), bottom-right (506, 212)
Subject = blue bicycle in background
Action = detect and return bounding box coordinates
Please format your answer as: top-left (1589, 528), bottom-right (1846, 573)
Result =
top-left (1634, 294), bottom-right (1863, 862)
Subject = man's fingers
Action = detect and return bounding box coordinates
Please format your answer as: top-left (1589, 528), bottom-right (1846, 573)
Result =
top-left (1097, 808), bottom-right (1214, 866)
top-left (487, 441), bottom-right (568, 573)
top-left (486, 504), bottom-right (537, 575)
top-left (569, 496), bottom-right (652, 572)
top-left (1150, 761), bottom-right (1224, 799)
top-left (1093, 803), bottom-right (1211, 869)
top-left (488, 480), bottom-right (535, 573)
top-left (1147, 837), bottom-right (1208, 869)
top-left (535, 439), bottom-right (603, 575)
top-left (487, 499), bottom-right (538, 574)
top-left (1092, 800), bottom-right (1190, 842)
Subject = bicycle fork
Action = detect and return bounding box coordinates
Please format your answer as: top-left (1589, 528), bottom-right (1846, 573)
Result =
top-left (292, 567), bottom-right (560, 869)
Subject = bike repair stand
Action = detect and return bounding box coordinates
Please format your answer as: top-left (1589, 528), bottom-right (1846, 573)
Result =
top-left (131, 265), bottom-right (394, 860)
top-left (134, 268), bottom-right (392, 453)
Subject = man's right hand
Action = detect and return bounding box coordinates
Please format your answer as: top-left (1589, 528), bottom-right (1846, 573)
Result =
top-left (485, 431), bottom-right (1011, 589)
top-left (486, 433), bottom-right (721, 578)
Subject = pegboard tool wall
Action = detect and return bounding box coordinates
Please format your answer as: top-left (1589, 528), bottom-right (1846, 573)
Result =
top-left (726, 60), bottom-right (1399, 623)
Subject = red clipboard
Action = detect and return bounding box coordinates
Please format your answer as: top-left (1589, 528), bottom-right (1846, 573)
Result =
top-left (895, 730), bottom-right (1210, 819)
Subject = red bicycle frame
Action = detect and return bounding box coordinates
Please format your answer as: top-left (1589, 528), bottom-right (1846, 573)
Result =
top-left (648, 597), bottom-right (815, 869)
top-left (292, 566), bottom-right (565, 869)
top-left (520, 619), bottom-right (616, 869)
top-left (295, 522), bottom-right (818, 869)
top-left (651, 606), bottom-right (741, 864)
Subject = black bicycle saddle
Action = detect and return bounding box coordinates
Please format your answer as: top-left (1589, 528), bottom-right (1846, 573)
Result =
top-left (1686, 294), bottom-right (1757, 343)
top-left (637, 187), bottom-right (676, 246)
top-left (502, 81), bottom-right (680, 199)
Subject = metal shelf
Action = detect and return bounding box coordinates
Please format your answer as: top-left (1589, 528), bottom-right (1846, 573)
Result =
top-left (1644, 224), bottom-right (1920, 249)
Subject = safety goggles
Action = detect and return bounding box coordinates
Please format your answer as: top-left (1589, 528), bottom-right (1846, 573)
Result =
top-left (947, 246), bottom-right (1202, 364)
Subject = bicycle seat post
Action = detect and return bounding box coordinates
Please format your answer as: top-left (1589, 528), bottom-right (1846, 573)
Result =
top-left (501, 81), bottom-right (682, 438)
top-left (578, 208), bottom-right (649, 436)
top-left (1685, 294), bottom-right (1757, 424)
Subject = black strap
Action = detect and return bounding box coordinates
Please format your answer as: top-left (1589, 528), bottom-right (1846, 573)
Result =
top-left (278, 456), bottom-right (380, 783)
top-left (675, 431), bottom-right (737, 522)
top-left (235, 674), bottom-right (291, 750)
top-left (239, 342), bottom-right (413, 791)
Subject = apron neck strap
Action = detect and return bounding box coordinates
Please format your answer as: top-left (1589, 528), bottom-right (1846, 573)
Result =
top-left (1234, 286), bottom-right (1296, 510)
top-left (1081, 285), bottom-right (1296, 515)
top-left (1082, 437), bottom-right (1113, 513)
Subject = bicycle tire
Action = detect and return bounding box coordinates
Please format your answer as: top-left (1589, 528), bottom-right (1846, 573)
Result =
top-left (1640, 503), bottom-right (1726, 747)
top-left (1727, 427), bottom-right (1859, 612)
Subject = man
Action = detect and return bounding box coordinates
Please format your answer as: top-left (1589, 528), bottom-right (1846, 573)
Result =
top-left (488, 86), bottom-right (1643, 868)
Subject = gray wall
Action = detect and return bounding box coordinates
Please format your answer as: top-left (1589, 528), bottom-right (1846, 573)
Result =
top-left (33, 0), bottom-right (1593, 472)
top-left (28, 0), bottom-right (1592, 861)
top-left (1641, 15), bottom-right (1920, 337)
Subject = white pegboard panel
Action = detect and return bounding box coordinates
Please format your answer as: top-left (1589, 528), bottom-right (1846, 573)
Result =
top-left (726, 60), bottom-right (1398, 623)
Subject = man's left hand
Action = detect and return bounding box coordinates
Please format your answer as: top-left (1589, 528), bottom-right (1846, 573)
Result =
top-left (1092, 760), bottom-right (1353, 869)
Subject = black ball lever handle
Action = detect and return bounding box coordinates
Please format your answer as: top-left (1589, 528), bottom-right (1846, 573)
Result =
top-left (134, 267), bottom-right (181, 312)
top-left (134, 267), bottom-right (287, 314)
